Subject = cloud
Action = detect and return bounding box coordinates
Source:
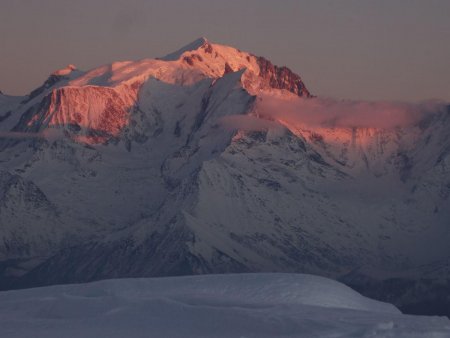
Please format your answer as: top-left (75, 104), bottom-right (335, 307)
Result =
top-left (256, 95), bottom-right (448, 129)
top-left (219, 115), bottom-right (282, 132)
top-left (0, 128), bottom-right (64, 141)
top-left (0, 131), bottom-right (43, 139)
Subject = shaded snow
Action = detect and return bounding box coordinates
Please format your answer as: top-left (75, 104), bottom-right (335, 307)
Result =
top-left (1, 273), bottom-right (449, 338)
top-left (161, 37), bottom-right (209, 61)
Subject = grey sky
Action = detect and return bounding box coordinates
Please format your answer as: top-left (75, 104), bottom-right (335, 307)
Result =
top-left (1, 0), bottom-right (449, 101)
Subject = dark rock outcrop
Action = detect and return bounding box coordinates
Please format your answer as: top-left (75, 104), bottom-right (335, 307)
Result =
top-left (256, 56), bottom-right (311, 97)
top-left (224, 62), bottom-right (234, 75)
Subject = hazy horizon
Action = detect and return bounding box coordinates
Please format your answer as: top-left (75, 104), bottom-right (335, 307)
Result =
top-left (1, 0), bottom-right (449, 102)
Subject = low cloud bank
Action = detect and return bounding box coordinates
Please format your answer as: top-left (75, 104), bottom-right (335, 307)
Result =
top-left (0, 131), bottom-right (43, 139)
top-left (219, 115), bottom-right (281, 132)
top-left (257, 95), bottom-right (447, 129)
top-left (0, 129), bottom-right (63, 141)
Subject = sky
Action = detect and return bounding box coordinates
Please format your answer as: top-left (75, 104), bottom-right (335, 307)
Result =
top-left (0, 0), bottom-right (449, 102)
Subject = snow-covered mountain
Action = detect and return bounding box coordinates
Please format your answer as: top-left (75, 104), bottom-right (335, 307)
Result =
top-left (0, 38), bottom-right (449, 316)
top-left (2, 273), bottom-right (449, 338)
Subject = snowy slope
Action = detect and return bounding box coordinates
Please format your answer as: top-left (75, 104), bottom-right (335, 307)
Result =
top-left (0, 38), bottom-right (449, 316)
top-left (1, 273), bottom-right (449, 338)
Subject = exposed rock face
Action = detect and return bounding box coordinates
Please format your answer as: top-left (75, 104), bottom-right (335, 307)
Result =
top-left (183, 56), bottom-right (195, 66)
top-left (16, 86), bottom-right (132, 143)
top-left (256, 56), bottom-right (311, 97)
top-left (22, 75), bottom-right (65, 104)
top-left (162, 37), bottom-right (312, 99)
top-left (0, 171), bottom-right (61, 258)
top-left (203, 42), bottom-right (214, 54)
top-left (22, 65), bottom-right (82, 105)
top-left (224, 62), bottom-right (234, 75)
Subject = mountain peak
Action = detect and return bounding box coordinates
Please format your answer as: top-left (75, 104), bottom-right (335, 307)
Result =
top-left (162, 37), bottom-right (209, 61)
top-left (21, 64), bottom-right (82, 104)
top-left (51, 64), bottom-right (78, 76)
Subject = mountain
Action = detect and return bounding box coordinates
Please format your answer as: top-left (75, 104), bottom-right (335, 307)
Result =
top-left (2, 273), bottom-right (449, 338)
top-left (0, 38), bottom-right (449, 316)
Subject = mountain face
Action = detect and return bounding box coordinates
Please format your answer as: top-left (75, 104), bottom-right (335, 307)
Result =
top-left (0, 38), bottom-right (449, 316)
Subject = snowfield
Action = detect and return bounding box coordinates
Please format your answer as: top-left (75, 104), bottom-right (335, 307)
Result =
top-left (0, 273), bottom-right (449, 338)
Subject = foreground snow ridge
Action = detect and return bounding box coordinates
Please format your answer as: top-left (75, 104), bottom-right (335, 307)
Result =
top-left (1, 273), bottom-right (449, 338)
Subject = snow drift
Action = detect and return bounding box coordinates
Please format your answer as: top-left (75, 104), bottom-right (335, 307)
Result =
top-left (1, 273), bottom-right (449, 338)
